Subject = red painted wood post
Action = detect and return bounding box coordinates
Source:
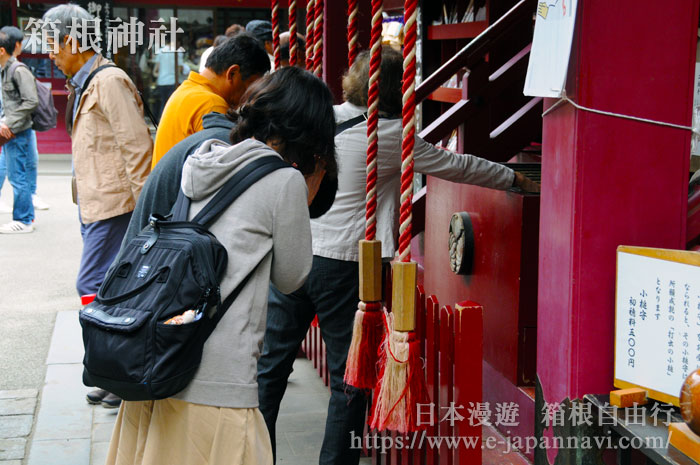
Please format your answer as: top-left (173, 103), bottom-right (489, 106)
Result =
top-left (438, 305), bottom-right (454, 465)
top-left (425, 296), bottom-right (440, 465)
top-left (316, 326), bottom-right (323, 375)
top-left (413, 286), bottom-right (427, 465)
top-left (311, 325), bottom-right (317, 368)
top-left (453, 301), bottom-right (483, 464)
top-left (320, 333), bottom-right (326, 381)
top-left (390, 431), bottom-right (399, 465)
top-left (305, 329), bottom-right (311, 360)
top-left (371, 416), bottom-right (380, 465)
top-left (314, 326), bottom-right (319, 372)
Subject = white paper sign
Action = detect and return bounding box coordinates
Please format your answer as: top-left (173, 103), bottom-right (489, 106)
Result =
top-left (524, 0), bottom-right (579, 98)
top-left (615, 251), bottom-right (700, 402)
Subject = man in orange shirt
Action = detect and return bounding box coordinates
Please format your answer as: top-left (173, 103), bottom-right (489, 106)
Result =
top-left (152, 34), bottom-right (270, 167)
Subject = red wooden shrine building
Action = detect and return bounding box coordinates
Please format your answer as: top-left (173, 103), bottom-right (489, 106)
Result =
top-left (3, 0), bottom-right (700, 463)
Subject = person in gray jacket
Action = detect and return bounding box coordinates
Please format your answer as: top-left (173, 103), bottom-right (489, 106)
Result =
top-left (257, 47), bottom-right (540, 465)
top-left (105, 67), bottom-right (336, 465)
top-left (0, 29), bottom-right (38, 233)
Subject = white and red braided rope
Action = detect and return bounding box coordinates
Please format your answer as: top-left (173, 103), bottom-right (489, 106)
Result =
top-left (305, 0), bottom-right (316, 70)
top-left (289, 0), bottom-right (298, 66)
top-left (347, 0), bottom-right (359, 68)
top-left (313, 0), bottom-right (324, 77)
top-left (271, 0), bottom-right (281, 70)
top-left (365, 0), bottom-right (383, 241)
top-left (398, 0), bottom-right (417, 262)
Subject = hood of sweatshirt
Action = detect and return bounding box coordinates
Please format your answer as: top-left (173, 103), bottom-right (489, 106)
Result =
top-left (201, 111), bottom-right (235, 131)
top-left (181, 138), bottom-right (283, 202)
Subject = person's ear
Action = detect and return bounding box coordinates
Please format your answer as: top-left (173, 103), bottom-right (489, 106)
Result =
top-left (227, 64), bottom-right (240, 82)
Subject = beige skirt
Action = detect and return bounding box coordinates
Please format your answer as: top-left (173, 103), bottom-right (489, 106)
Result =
top-left (105, 398), bottom-right (273, 465)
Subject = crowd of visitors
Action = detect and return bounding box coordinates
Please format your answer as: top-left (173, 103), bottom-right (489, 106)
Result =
top-left (1, 4), bottom-right (539, 465)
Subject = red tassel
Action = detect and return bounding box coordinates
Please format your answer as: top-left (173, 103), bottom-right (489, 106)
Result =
top-left (344, 301), bottom-right (384, 389)
top-left (370, 319), bottom-right (429, 433)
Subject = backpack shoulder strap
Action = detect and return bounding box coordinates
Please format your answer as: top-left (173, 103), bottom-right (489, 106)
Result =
top-left (178, 156), bottom-right (291, 321)
top-left (170, 188), bottom-right (191, 222)
top-left (8, 61), bottom-right (30, 90)
top-left (334, 112), bottom-right (401, 136)
top-left (192, 156), bottom-right (291, 226)
top-left (8, 60), bottom-right (24, 78)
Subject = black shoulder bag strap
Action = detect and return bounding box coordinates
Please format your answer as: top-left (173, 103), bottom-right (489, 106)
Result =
top-left (335, 113), bottom-right (367, 135)
top-left (334, 112), bottom-right (401, 136)
top-left (78, 64), bottom-right (159, 129)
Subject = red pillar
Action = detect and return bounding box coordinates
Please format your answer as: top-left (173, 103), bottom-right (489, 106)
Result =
top-left (538, 0), bottom-right (699, 422)
top-left (323, 0), bottom-right (371, 102)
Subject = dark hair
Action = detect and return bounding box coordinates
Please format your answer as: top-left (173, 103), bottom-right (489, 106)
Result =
top-left (213, 34), bottom-right (228, 47)
top-left (230, 66), bottom-right (337, 177)
top-left (0, 26), bottom-right (23, 47)
top-left (342, 47), bottom-right (403, 116)
top-left (206, 33), bottom-right (270, 79)
top-left (0, 31), bottom-right (13, 56)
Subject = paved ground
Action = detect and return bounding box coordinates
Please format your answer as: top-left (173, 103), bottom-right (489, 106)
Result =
top-left (0, 155), bottom-right (370, 465)
top-left (23, 309), bottom-right (347, 465)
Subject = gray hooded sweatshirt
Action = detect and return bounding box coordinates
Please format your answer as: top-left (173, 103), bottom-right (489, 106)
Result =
top-left (173, 138), bottom-right (312, 408)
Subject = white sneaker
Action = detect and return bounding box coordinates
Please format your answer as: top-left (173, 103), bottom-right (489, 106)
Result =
top-left (32, 195), bottom-right (50, 210)
top-left (0, 202), bottom-right (11, 214)
top-left (0, 220), bottom-right (34, 234)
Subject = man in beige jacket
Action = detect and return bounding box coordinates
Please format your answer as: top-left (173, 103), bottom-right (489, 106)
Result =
top-left (43, 4), bottom-right (152, 408)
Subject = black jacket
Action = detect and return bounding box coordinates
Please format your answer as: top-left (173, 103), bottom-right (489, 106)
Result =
top-left (122, 112), bottom-right (235, 246)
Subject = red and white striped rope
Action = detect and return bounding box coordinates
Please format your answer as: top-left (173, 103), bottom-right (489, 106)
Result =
top-left (313, 0), bottom-right (324, 77)
top-left (271, 0), bottom-right (281, 70)
top-left (347, 0), bottom-right (359, 69)
top-left (398, 0), bottom-right (417, 262)
top-left (365, 0), bottom-right (382, 241)
top-left (289, 0), bottom-right (298, 66)
top-left (305, 0), bottom-right (316, 70)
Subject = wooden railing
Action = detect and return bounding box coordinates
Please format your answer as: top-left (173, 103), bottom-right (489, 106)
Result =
top-left (411, 0), bottom-right (539, 239)
top-left (416, 0), bottom-right (535, 105)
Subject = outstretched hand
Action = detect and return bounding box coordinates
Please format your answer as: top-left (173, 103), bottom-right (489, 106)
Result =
top-left (513, 171), bottom-right (541, 193)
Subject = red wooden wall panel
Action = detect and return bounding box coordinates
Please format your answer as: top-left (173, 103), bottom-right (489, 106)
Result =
top-left (538, 0), bottom-right (700, 414)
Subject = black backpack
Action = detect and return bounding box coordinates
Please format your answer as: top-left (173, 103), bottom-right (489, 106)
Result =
top-left (79, 156), bottom-right (290, 401)
top-left (8, 61), bottom-right (58, 132)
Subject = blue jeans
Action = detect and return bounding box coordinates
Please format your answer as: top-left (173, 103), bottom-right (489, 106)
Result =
top-left (77, 212), bottom-right (132, 296)
top-left (257, 256), bottom-right (367, 465)
top-left (0, 130), bottom-right (38, 196)
top-left (3, 129), bottom-right (35, 224)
